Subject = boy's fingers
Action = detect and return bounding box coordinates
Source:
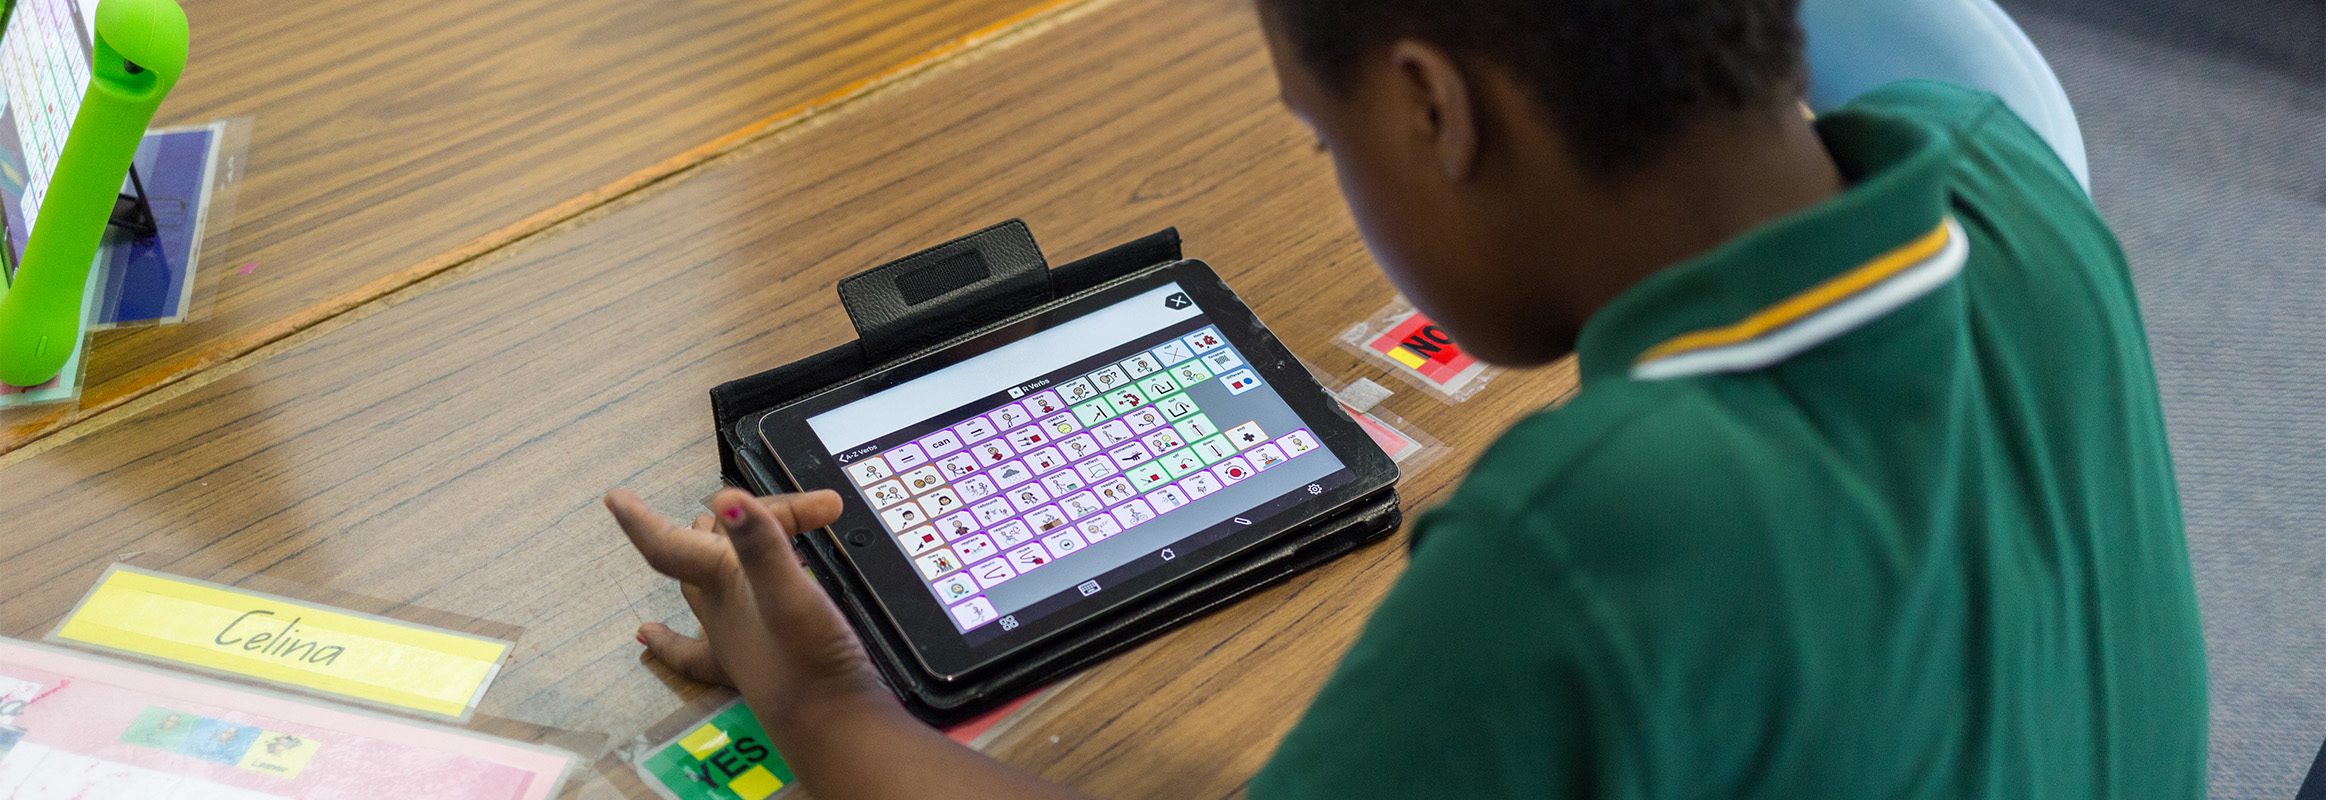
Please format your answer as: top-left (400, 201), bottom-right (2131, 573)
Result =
top-left (759, 490), bottom-right (845, 541)
top-left (712, 489), bottom-right (841, 592)
top-left (637, 623), bottom-right (731, 687)
top-left (606, 490), bottom-right (733, 584)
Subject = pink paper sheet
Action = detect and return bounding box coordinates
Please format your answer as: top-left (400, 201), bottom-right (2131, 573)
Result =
top-left (0, 639), bottom-right (571, 799)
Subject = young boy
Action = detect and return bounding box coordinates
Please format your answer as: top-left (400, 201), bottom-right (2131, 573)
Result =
top-left (604, 0), bottom-right (2210, 796)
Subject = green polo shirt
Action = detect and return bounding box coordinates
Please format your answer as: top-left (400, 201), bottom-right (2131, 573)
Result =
top-left (1252, 81), bottom-right (2207, 798)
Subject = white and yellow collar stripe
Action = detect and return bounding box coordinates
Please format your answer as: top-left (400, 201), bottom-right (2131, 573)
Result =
top-left (1632, 217), bottom-right (1968, 381)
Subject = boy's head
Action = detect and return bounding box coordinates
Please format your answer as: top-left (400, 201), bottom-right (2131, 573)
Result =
top-left (1258, 0), bottom-right (1813, 365)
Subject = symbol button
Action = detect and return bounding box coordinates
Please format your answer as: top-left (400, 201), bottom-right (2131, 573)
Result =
top-left (1160, 548), bottom-right (1176, 561)
top-left (999, 616), bottom-right (1019, 631)
top-left (1306, 483), bottom-right (1323, 495)
top-left (1077, 580), bottom-right (1101, 596)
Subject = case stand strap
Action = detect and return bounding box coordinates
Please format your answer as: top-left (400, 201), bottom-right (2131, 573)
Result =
top-left (838, 220), bottom-right (1051, 363)
top-left (5, 166), bottom-right (160, 284)
top-left (108, 165), bottom-right (159, 239)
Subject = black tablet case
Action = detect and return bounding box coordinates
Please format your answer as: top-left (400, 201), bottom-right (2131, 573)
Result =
top-left (711, 220), bottom-right (1401, 726)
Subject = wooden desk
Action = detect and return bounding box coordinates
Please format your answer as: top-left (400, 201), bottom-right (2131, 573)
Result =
top-left (0, 0), bottom-right (1578, 795)
top-left (0, 0), bottom-right (1070, 452)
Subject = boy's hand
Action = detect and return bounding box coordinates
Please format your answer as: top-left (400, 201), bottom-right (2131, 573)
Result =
top-left (610, 487), bottom-right (1096, 800)
top-left (605, 487), bottom-right (891, 737)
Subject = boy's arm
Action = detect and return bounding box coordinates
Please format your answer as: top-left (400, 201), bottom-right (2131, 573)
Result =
top-left (1250, 510), bottom-right (1593, 799)
top-left (757, 689), bottom-right (1093, 800)
top-left (1798, 0), bottom-right (2090, 191)
top-left (610, 488), bottom-right (1095, 800)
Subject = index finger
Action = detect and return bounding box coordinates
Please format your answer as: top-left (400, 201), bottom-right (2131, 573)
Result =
top-left (606, 489), bottom-right (734, 584)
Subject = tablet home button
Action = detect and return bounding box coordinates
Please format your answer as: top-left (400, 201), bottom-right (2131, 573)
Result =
top-left (845, 528), bottom-right (873, 547)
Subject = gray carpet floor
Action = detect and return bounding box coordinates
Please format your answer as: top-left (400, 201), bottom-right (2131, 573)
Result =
top-left (2000, 1), bottom-right (2325, 796)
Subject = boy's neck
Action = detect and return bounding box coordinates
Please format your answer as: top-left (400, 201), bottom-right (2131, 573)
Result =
top-left (1550, 104), bottom-right (1844, 331)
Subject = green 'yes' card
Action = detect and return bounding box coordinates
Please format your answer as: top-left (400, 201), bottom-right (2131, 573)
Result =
top-left (637, 699), bottom-right (795, 800)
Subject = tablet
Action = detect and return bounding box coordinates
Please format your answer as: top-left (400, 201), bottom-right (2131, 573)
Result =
top-left (0, 0), bottom-right (102, 279)
top-left (756, 260), bottom-right (1397, 681)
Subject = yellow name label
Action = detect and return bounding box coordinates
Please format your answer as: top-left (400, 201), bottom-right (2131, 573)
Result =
top-left (53, 566), bottom-right (510, 719)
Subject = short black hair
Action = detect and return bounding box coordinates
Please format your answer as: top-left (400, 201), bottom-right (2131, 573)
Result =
top-left (1260, 0), bottom-right (1807, 179)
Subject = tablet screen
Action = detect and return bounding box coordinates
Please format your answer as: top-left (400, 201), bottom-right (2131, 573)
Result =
top-left (806, 282), bottom-right (1349, 644)
top-left (0, 0), bottom-right (102, 281)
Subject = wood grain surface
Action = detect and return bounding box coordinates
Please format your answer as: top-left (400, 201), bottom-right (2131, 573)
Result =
top-left (0, 0), bottom-right (1072, 452)
top-left (0, 0), bottom-right (1580, 796)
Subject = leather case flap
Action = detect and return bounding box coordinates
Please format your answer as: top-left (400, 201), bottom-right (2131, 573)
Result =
top-left (837, 219), bottom-right (1050, 363)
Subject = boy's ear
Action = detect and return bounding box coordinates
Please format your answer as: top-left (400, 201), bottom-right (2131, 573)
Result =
top-left (1388, 39), bottom-right (1480, 182)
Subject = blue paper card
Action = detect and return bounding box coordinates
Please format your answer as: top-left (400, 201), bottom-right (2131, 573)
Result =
top-left (90, 122), bottom-right (224, 328)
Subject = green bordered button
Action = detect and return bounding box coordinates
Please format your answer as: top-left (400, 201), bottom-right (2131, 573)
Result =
top-left (1127, 460), bottom-right (1173, 491)
top-left (1168, 359), bottom-right (1212, 387)
top-left (1175, 413), bottom-right (1219, 443)
top-left (1104, 390), bottom-right (1146, 416)
top-left (1138, 374), bottom-right (1178, 402)
top-left (1160, 447), bottom-right (1205, 478)
top-left (1157, 393), bottom-right (1199, 420)
top-left (1072, 398), bottom-right (1113, 427)
top-left (1191, 434), bottom-right (1235, 464)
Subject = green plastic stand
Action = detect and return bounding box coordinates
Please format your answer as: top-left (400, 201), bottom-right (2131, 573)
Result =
top-left (0, 0), bottom-right (186, 387)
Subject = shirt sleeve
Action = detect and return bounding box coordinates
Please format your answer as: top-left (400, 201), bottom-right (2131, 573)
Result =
top-left (1248, 508), bottom-right (1608, 800)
